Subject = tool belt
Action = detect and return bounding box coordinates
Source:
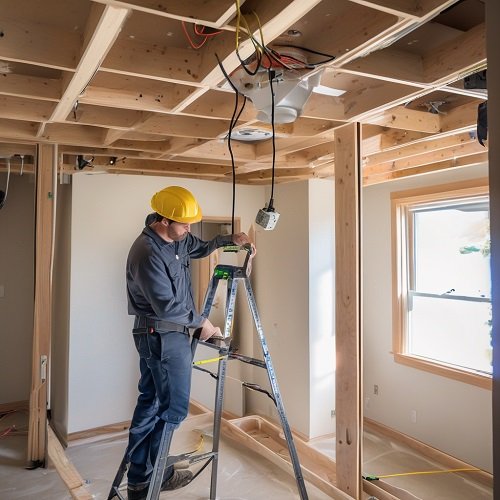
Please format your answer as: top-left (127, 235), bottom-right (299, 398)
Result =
top-left (133, 316), bottom-right (189, 334)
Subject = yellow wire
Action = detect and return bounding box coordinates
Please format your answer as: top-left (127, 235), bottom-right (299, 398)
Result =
top-left (376, 467), bottom-right (481, 479)
top-left (235, 0), bottom-right (241, 50)
top-left (193, 355), bottom-right (227, 366)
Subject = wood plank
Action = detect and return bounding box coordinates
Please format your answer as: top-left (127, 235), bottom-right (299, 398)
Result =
top-left (364, 151), bottom-right (488, 185)
top-left (0, 119), bottom-right (39, 141)
top-left (0, 73), bottom-right (61, 101)
top-left (423, 23), bottom-right (486, 85)
top-left (47, 426), bottom-right (93, 499)
top-left (94, 0), bottom-right (237, 28)
top-left (362, 106), bottom-right (441, 133)
top-left (102, 40), bottom-right (204, 85)
top-left (67, 104), bottom-right (146, 129)
top-left (0, 18), bottom-right (79, 70)
top-left (364, 132), bottom-right (476, 165)
top-left (50, 4), bottom-right (130, 122)
top-left (222, 416), bottom-right (353, 500)
top-left (334, 123), bottom-right (362, 498)
top-left (80, 71), bottom-right (197, 113)
top-left (0, 95), bottom-right (55, 122)
top-left (337, 0), bottom-right (418, 18)
top-left (28, 143), bottom-right (57, 465)
top-left (182, 89), bottom-right (257, 121)
top-left (364, 141), bottom-right (486, 177)
top-left (136, 114), bottom-right (230, 139)
top-left (342, 48), bottom-right (425, 86)
top-left (0, 400), bottom-right (30, 413)
top-left (440, 100), bottom-right (483, 134)
top-left (197, 0), bottom-right (323, 87)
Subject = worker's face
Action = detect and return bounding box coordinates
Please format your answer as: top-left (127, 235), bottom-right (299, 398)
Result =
top-left (166, 220), bottom-right (191, 241)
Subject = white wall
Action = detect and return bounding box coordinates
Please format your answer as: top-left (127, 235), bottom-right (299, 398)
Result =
top-left (308, 179), bottom-right (335, 438)
top-left (0, 173), bottom-right (35, 404)
top-left (363, 164), bottom-right (492, 471)
top-left (249, 181), bottom-right (311, 435)
top-left (67, 173), bottom-right (265, 433)
top-left (51, 182), bottom-right (72, 439)
top-left (248, 179), bottom-right (336, 439)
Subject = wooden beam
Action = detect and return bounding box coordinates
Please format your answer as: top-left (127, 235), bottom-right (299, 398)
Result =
top-left (28, 143), bottom-right (57, 465)
top-left (0, 95), bottom-right (55, 122)
top-left (339, 0), bottom-right (418, 18)
top-left (0, 73), bottom-right (61, 101)
top-left (363, 106), bottom-right (441, 133)
top-left (423, 23), bottom-right (486, 85)
top-left (50, 4), bottom-right (130, 122)
top-left (0, 17), bottom-right (79, 70)
top-left (342, 48), bottom-right (425, 86)
top-left (201, 0), bottom-right (323, 81)
top-left (334, 123), bottom-right (362, 498)
top-left (0, 119), bottom-right (39, 141)
top-left (102, 40), bottom-right (204, 85)
top-left (364, 141), bottom-right (486, 176)
top-left (440, 100), bottom-right (483, 134)
top-left (364, 151), bottom-right (488, 185)
top-left (364, 132), bottom-right (476, 166)
top-left (136, 114), bottom-right (230, 139)
top-left (93, 0), bottom-right (237, 28)
top-left (47, 427), bottom-right (93, 499)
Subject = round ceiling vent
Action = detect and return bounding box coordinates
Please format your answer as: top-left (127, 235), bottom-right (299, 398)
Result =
top-left (230, 128), bottom-right (272, 142)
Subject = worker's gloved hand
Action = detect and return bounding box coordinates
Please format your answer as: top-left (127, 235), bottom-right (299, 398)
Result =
top-left (199, 318), bottom-right (222, 341)
top-left (231, 232), bottom-right (255, 250)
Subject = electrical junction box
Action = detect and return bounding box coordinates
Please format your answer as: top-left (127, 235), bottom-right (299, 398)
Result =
top-left (255, 208), bottom-right (280, 230)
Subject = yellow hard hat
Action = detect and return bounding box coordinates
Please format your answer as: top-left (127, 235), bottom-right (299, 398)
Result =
top-left (150, 186), bottom-right (202, 224)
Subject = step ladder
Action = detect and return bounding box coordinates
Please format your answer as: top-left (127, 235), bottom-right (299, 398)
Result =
top-left (108, 245), bottom-right (308, 500)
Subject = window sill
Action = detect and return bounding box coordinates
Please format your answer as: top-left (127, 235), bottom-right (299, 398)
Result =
top-left (394, 353), bottom-right (492, 390)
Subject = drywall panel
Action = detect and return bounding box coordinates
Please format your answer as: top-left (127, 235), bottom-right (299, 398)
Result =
top-left (0, 173), bottom-right (35, 404)
top-left (362, 163), bottom-right (492, 471)
top-left (248, 181), bottom-right (311, 436)
top-left (50, 182), bottom-right (72, 440)
top-left (67, 174), bottom-right (264, 433)
top-left (308, 179), bottom-right (335, 438)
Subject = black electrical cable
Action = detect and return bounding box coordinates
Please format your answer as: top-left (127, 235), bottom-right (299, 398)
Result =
top-left (227, 91), bottom-right (247, 235)
top-left (272, 44), bottom-right (336, 59)
top-left (215, 53), bottom-right (242, 96)
top-left (268, 69), bottom-right (276, 210)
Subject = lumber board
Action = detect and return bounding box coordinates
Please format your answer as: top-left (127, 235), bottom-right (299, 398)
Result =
top-left (28, 144), bottom-right (57, 465)
top-left (334, 123), bottom-right (362, 498)
top-left (47, 426), bottom-right (93, 500)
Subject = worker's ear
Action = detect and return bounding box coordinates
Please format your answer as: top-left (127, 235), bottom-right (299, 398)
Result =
top-left (160, 217), bottom-right (170, 227)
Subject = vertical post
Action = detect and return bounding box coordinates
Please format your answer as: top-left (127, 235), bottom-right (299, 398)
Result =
top-left (334, 123), bottom-right (362, 498)
top-left (486, 2), bottom-right (500, 495)
top-left (28, 143), bottom-right (57, 465)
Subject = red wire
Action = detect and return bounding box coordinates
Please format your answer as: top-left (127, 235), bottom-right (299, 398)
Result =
top-left (194, 24), bottom-right (222, 37)
top-left (181, 21), bottom-right (208, 50)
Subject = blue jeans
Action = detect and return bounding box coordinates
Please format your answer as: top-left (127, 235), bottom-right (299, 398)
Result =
top-left (127, 331), bottom-right (192, 488)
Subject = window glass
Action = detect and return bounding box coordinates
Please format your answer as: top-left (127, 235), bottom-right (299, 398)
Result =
top-left (406, 196), bottom-right (491, 375)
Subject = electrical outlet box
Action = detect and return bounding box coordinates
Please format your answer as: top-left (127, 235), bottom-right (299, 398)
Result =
top-left (373, 384), bottom-right (379, 395)
top-left (411, 409), bottom-right (417, 423)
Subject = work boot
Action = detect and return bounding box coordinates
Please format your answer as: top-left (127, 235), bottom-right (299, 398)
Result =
top-left (127, 470), bottom-right (193, 499)
top-left (162, 469), bottom-right (193, 490)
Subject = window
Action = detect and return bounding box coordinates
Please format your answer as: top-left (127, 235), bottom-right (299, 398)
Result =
top-left (392, 179), bottom-right (491, 389)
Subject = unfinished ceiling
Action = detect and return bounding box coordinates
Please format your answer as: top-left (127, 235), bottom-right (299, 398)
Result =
top-left (0, 0), bottom-right (488, 185)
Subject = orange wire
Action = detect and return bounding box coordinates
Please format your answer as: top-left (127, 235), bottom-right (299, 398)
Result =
top-left (181, 21), bottom-right (208, 50)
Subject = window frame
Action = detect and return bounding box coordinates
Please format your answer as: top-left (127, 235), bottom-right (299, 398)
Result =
top-left (391, 178), bottom-right (491, 390)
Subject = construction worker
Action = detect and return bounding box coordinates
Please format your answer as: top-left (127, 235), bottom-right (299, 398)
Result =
top-left (125, 186), bottom-right (253, 500)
